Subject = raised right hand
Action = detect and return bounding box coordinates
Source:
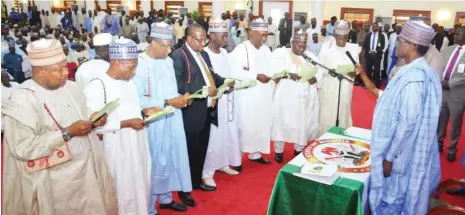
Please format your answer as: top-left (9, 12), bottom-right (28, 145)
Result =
top-left (66, 120), bottom-right (94, 137)
top-left (257, 74), bottom-right (271, 83)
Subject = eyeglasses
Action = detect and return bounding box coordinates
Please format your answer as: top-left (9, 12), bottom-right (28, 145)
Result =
top-left (189, 34), bottom-right (208, 45)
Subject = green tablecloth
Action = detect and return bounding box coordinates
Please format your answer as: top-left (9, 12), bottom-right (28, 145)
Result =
top-left (267, 127), bottom-right (365, 215)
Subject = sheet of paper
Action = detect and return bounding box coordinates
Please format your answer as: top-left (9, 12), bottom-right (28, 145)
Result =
top-left (299, 66), bottom-right (318, 83)
top-left (301, 162), bottom-right (338, 177)
top-left (235, 80), bottom-right (257, 90)
top-left (188, 87), bottom-right (208, 99)
top-left (91, 98), bottom-right (120, 122)
top-left (270, 70), bottom-right (289, 79)
top-left (144, 106), bottom-right (175, 122)
top-left (210, 86), bottom-right (229, 99)
top-left (336, 64), bottom-right (355, 75)
top-left (344, 127), bottom-right (372, 141)
top-left (293, 172), bottom-right (341, 185)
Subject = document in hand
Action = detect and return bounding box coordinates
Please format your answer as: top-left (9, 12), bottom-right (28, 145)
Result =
top-left (270, 70), bottom-right (289, 79)
top-left (91, 98), bottom-right (120, 122)
top-left (336, 64), bottom-right (355, 75)
top-left (144, 106), bottom-right (175, 122)
top-left (188, 87), bottom-right (209, 99)
top-left (210, 78), bottom-right (236, 99)
top-left (235, 80), bottom-right (257, 90)
top-left (299, 65), bottom-right (318, 83)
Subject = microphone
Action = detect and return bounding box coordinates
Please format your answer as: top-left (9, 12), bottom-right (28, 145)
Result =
top-left (345, 51), bottom-right (357, 65)
top-left (302, 51), bottom-right (317, 66)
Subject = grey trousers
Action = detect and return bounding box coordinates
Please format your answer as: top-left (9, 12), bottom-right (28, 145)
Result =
top-left (437, 91), bottom-right (465, 154)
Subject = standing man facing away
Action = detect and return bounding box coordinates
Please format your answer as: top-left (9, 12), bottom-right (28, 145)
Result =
top-left (229, 18), bottom-right (276, 165)
top-left (133, 22), bottom-right (192, 214)
top-left (171, 23), bottom-right (226, 203)
top-left (84, 38), bottom-right (153, 215)
top-left (2, 38), bottom-right (117, 215)
top-left (272, 31), bottom-right (321, 163)
top-left (368, 20), bottom-right (441, 215)
top-left (75, 33), bottom-right (112, 88)
top-left (437, 26), bottom-right (465, 162)
top-left (202, 19), bottom-right (241, 189)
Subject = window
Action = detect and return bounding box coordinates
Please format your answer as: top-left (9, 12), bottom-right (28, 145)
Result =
top-left (198, 2), bottom-right (212, 18)
top-left (165, 1), bottom-right (184, 18)
top-left (340, 7), bottom-right (374, 22)
top-left (393, 10), bottom-right (431, 24)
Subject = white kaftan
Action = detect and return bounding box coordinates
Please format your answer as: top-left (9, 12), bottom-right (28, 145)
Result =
top-left (203, 47), bottom-right (242, 177)
top-left (271, 48), bottom-right (321, 147)
top-left (266, 24), bottom-right (278, 51)
top-left (318, 43), bottom-right (360, 135)
top-left (229, 41), bottom-right (276, 154)
top-left (75, 59), bottom-right (110, 89)
top-left (2, 80), bottom-right (117, 215)
top-left (84, 74), bottom-right (151, 215)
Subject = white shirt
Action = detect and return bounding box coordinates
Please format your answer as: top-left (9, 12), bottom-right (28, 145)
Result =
top-left (305, 26), bottom-right (321, 38)
top-left (443, 45), bottom-right (465, 79)
top-left (370, 32), bottom-right (378, 52)
top-left (75, 59), bottom-right (110, 88)
top-left (186, 44), bottom-right (213, 107)
top-left (441, 37), bottom-right (450, 52)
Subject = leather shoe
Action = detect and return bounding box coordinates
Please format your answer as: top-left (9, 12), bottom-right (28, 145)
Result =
top-left (294, 150), bottom-right (301, 156)
top-left (250, 157), bottom-right (271, 164)
top-left (447, 153), bottom-right (456, 162)
top-left (200, 184), bottom-right (216, 191)
top-left (445, 187), bottom-right (465, 197)
top-left (159, 200), bottom-right (188, 212)
top-left (232, 165), bottom-right (242, 172)
top-left (275, 153), bottom-right (283, 163)
top-left (178, 192), bottom-right (196, 207)
top-left (438, 142), bottom-right (443, 152)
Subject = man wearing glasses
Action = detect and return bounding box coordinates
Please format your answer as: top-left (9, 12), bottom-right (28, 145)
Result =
top-left (171, 23), bottom-right (229, 204)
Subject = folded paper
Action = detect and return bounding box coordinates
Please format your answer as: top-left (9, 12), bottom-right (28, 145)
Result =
top-left (299, 66), bottom-right (318, 83)
top-left (145, 106), bottom-right (175, 122)
top-left (91, 98), bottom-right (120, 122)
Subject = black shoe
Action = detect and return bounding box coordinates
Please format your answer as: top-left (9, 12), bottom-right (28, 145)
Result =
top-left (159, 200), bottom-right (188, 212)
top-left (200, 184), bottom-right (216, 191)
top-left (249, 157), bottom-right (271, 164)
top-left (294, 150), bottom-right (301, 156)
top-left (439, 142), bottom-right (443, 152)
top-left (447, 153), bottom-right (456, 162)
top-left (232, 165), bottom-right (242, 172)
top-left (445, 187), bottom-right (465, 197)
top-left (178, 192), bottom-right (197, 207)
top-left (275, 153), bottom-right (283, 163)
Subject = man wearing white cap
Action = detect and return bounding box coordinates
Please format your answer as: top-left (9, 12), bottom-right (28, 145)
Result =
top-left (2, 38), bottom-right (118, 214)
top-left (318, 20), bottom-right (360, 134)
top-left (229, 18), bottom-right (276, 165)
top-left (84, 38), bottom-right (155, 215)
top-left (271, 31), bottom-right (322, 163)
top-left (202, 18), bottom-right (241, 188)
top-left (365, 20), bottom-right (442, 215)
top-left (133, 22), bottom-right (192, 214)
top-left (75, 33), bottom-right (112, 88)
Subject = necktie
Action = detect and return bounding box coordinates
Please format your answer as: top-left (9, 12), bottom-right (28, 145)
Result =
top-left (196, 53), bottom-right (217, 108)
top-left (444, 47), bottom-right (462, 81)
top-left (371, 33), bottom-right (376, 51)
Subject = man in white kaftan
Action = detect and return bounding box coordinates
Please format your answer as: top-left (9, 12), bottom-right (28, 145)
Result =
top-left (75, 33), bottom-right (112, 88)
top-left (318, 21), bottom-right (360, 134)
top-left (202, 19), bottom-right (241, 188)
top-left (84, 39), bottom-right (152, 215)
top-left (266, 17), bottom-right (278, 51)
top-left (229, 18), bottom-right (276, 164)
top-left (271, 31), bottom-right (321, 163)
top-left (2, 38), bottom-right (117, 215)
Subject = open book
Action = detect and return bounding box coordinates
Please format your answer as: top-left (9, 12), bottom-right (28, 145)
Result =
top-left (91, 98), bottom-right (120, 122)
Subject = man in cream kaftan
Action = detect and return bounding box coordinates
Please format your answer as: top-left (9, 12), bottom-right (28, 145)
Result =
top-left (2, 39), bottom-right (117, 215)
top-left (318, 21), bottom-right (360, 134)
top-left (229, 19), bottom-right (276, 163)
top-left (202, 19), bottom-right (241, 187)
top-left (84, 39), bottom-right (151, 215)
top-left (271, 33), bottom-right (321, 163)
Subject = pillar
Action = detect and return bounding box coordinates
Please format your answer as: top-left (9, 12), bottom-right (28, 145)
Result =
top-left (311, 0), bottom-right (325, 27)
top-left (212, 0), bottom-right (223, 19)
top-left (85, 0), bottom-right (95, 11)
top-left (141, 0), bottom-right (151, 17)
top-left (5, 0), bottom-right (13, 13)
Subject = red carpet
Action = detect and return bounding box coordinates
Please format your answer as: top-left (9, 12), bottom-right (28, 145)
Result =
top-left (1, 87), bottom-right (464, 214)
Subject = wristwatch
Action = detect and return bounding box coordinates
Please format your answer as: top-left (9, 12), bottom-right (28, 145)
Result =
top-left (164, 99), bottom-right (169, 108)
top-left (62, 128), bottom-right (72, 142)
top-left (141, 109), bottom-right (148, 119)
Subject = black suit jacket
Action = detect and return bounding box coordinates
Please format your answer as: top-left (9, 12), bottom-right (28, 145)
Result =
top-left (171, 45), bottom-right (225, 132)
top-left (432, 32), bottom-right (445, 51)
top-left (363, 32), bottom-right (385, 55)
top-left (348, 29), bottom-right (357, 44)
